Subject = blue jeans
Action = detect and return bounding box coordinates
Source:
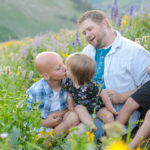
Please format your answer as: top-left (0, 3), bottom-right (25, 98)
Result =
top-left (94, 117), bottom-right (104, 140)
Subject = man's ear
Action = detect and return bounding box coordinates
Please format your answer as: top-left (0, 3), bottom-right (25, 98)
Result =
top-left (42, 73), bottom-right (50, 80)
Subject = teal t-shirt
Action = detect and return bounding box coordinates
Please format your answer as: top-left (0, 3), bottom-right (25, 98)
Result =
top-left (93, 46), bottom-right (112, 89)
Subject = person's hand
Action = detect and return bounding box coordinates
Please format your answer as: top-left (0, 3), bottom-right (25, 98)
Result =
top-left (109, 108), bottom-right (118, 115)
top-left (45, 113), bottom-right (61, 128)
top-left (104, 89), bottom-right (121, 104)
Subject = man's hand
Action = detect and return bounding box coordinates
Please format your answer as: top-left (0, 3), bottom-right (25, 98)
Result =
top-left (104, 89), bottom-right (121, 104)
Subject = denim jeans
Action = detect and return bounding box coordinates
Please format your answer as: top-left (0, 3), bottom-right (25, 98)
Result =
top-left (94, 117), bottom-right (104, 140)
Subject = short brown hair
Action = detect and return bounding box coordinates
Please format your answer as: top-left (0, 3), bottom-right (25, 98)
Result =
top-left (65, 53), bottom-right (95, 85)
top-left (78, 10), bottom-right (110, 28)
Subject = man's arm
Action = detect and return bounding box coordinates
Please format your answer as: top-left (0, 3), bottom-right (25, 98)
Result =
top-left (104, 87), bottom-right (140, 104)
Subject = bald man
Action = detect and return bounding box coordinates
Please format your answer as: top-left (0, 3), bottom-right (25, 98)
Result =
top-left (26, 52), bottom-right (80, 136)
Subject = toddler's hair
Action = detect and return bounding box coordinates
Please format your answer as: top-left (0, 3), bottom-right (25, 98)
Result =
top-left (65, 53), bottom-right (95, 85)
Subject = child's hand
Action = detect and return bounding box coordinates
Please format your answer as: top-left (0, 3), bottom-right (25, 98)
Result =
top-left (110, 108), bottom-right (118, 115)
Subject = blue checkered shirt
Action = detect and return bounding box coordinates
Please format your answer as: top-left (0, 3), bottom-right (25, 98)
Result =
top-left (26, 78), bottom-right (67, 119)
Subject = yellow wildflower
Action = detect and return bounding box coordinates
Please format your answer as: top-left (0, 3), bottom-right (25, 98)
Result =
top-left (148, 14), bottom-right (150, 17)
top-left (122, 20), bottom-right (126, 25)
top-left (32, 78), bottom-right (36, 82)
top-left (18, 144), bottom-right (22, 148)
top-left (39, 131), bottom-right (44, 135)
top-left (109, 137), bottom-right (112, 141)
top-left (70, 138), bottom-right (73, 143)
top-left (136, 148), bottom-right (143, 150)
top-left (90, 132), bottom-right (95, 142)
top-left (48, 142), bottom-right (52, 147)
top-left (123, 16), bottom-right (127, 20)
top-left (17, 71), bottom-right (20, 76)
top-left (46, 130), bottom-right (54, 136)
top-left (55, 35), bottom-right (59, 40)
top-left (105, 140), bottom-right (130, 150)
top-left (86, 131), bottom-right (90, 136)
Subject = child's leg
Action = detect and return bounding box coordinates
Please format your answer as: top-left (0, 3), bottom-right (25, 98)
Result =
top-left (97, 107), bottom-right (114, 123)
top-left (115, 97), bottom-right (140, 124)
top-left (75, 105), bottom-right (97, 131)
top-left (129, 109), bottom-right (150, 148)
top-left (54, 111), bottom-right (80, 135)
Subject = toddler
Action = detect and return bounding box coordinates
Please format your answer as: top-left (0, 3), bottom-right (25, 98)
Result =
top-left (64, 53), bottom-right (117, 131)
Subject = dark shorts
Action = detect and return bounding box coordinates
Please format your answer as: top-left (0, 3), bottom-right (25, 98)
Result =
top-left (131, 80), bottom-right (150, 112)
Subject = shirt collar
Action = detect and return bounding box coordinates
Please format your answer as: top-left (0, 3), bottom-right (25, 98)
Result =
top-left (42, 78), bottom-right (66, 95)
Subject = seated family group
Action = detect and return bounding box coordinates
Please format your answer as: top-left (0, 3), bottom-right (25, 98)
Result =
top-left (26, 10), bottom-right (150, 149)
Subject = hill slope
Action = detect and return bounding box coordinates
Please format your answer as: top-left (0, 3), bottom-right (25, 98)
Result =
top-left (0, 0), bottom-right (92, 41)
top-left (86, 0), bottom-right (150, 16)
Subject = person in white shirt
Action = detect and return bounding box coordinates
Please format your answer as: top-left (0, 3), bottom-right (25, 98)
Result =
top-left (78, 10), bottom-right (150, 133)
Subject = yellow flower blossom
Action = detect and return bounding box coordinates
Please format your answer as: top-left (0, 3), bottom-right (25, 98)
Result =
top-left (122, 20), bottom-right (126, 25)
top-left (55, 35), bottom-right (59, 40)
top-left (109, 137), bottom-right (112, 141)
top-left (18, 144), bottom-right (22, 148)
top-left (17, 71), bottom-right (20, 76)
top-left (86, 131), bottom-right (90, 136)
top-left (105, 140), bottom-right (130, 150)
top-left (39, 131), bottom-right (44, 135)
top-left (123, 16), bottom-right (127, 20)
top-left (32, 78), bottom-right (36, 82)
top-left (148, 14), bottom-right (150, 17)
top-left (48, 142), bottom-right (52, 147)
top-left (136, 148), bottom-right (143, 150)
top-left (46, 130), bottom-right (54, 136)
top-left (70, 138), bottom-right (73, 143)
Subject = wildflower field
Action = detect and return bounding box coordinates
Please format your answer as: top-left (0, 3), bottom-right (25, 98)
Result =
top-left (0, 3), bottom-right (150, 150)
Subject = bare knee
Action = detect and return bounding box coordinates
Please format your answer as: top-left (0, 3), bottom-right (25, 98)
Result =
top-left (103, 112), bottom-right (114, 123)
top-left (75, 105), bottom-right (87, 112)
top-left (97, 109), bottom-right (114, 123)
top-left (65, 111), bottom-right (80, 126)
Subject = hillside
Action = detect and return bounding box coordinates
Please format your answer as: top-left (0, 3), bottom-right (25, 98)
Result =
top-left (86, 0), bottom-right (150, 17)
top-left (0, 0), bottom-right (92, 41)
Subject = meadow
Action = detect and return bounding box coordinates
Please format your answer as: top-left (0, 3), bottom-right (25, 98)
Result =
top-left (0, 5), bottom-right (150, 150)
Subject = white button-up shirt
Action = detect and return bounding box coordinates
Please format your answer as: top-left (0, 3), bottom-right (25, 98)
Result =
top-left (82, 31), bottom-right (150, 93)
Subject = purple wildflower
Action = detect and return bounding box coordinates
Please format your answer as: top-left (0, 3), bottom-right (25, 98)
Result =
top-left (120, 29), bottom-right (124, 35)
top-left (117, 15), bottom-right (123, 27)
top-left (129, 4), bottom-right (134, 16)
top-left (75, 32), bottom-right (81, 46)
top-left (72, 42), bottom-right (76, 48)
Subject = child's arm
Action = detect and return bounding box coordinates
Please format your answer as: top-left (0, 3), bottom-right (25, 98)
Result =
top-left (99, 90), bottom-right (118, 115)
top-left (67, 93), bottom-right (74, 111)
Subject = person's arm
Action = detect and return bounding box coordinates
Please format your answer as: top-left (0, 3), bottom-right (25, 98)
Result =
top-left (104, 87), bottom-right (140, 104)
top-left (99, 90), bottom-right (117, 115)
top-left (67, 93), bottom-right (74, 111)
